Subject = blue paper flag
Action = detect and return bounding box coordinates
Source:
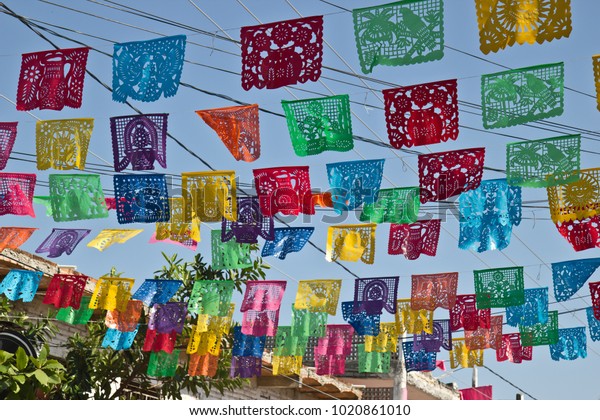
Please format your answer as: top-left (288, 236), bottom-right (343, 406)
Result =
top-left (552, 258), bottom-right (600, 302)
top-left (131, 279), bottom-right (183, 307)
top-left (506, 287), bottom-right (549, 327)
top-left (403, 340), bottom-right (437, 372)
top-left (586, 307), bottom-right (600, 342)
top-left (550, 327), bottom-right (587, 361)
top-left (341, 301), bottom-right (381, 336)
top-left (102, 326), bottom-right (139, 350)
top-left (326, 159), bottom-right (384, 213)
top-left (262, 227), bottom-right (314, 260)
top-left (232, 326), bottom-right (267, 358)
top-left (114, 174), bottom-right (170, 224)
top-left (0, 269), bottom-right (43, 302)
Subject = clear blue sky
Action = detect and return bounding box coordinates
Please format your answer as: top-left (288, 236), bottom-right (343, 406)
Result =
top-left (1, 0), bottom-right (599, 400)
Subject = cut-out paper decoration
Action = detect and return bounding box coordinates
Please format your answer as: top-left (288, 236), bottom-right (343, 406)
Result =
top-left (474, 266), bottom-right (525, 308)
top-left (196, 104), bottom-right (260, 162)
top-left (114, 174), bottom-right (169, 224)
top-left (105, 300), bottom-right (143, 332)
top-left (389, 219), bottom-right (441, 259)
top-left (326, 223), bottom-right (376, 264)
top-left (188, 280), bottom-right (235, 317)
top-left (221, 196), bottom-right (274, 244)
top-left (240, 281), bottom-right (286, 336)
top-left (273, 326), bottom-right (309, 357)
top-left (143, 329), bottom-right (177, 353)
top-left (131, 279), bottom-right (182, 307)
top-left (89, 276), bottom-right (134, 312)
top-left (241, 16), bottom-right (323, 90)
top-left (411, 272), bottom-right (458, 311)
top-left (36, 119), bottom-right (93, 170)
top-left (352, 0), bottom-right (444, 74)
top-left (211, 229), bottom-right (252, 270)
top-left (395, 298), bottom-right (434, 334)
top-left (271, 355), bottom-right (303, 376)
top-left (182, 171), bottom-right (236, 222)
top-left (595, 55), bottom-right (600, 112)
top-left (496, 333), bottom-right (532, 363)
top-left (506, 135), bottom-right (581, 188)
top-left (0, 269), bottom-right (43, 302)
top-left (147, 350), bottom-right (180, 377)
top-left (156, 197), bottom-right (200, 245)
top-left (291, 306), bottom-right (328, 338)
top-left (413, 319), bottom-right (452, 352)
top-left (551, 258), bottom-right (600, 302)
top-left (353, 276), bottom-right (399, 315)
top-left (282, 95), bottom-right (353, 157)
top-left (555, 217), bottom-right (600, 251)
top-left (314, 353), bottom-right (346, 376)
top-left (482, 62), bottom-right (564, 129)
top-left (450, 294), bottom-right (491, 332)
top-left (188, 353), bottom-right (219, 377)
top-left (591, 281), bottom-right (600, 320)
top-left (312, 191), bottom-right (333, 209)
top-left (419, 148), bottom-right (485, 204)
top-left (49, 174), bottom-right (107, 222)
top-left (0, 173), bottom-right (36, 217)
top-left (464, 315), bottom-right (503, 350)
top-left (384, 79), bottom-right (458, 149)
top-left (326, 159), bottom-right (385, 213)
top-left (520, 310), bottom-right (559, 346)
top-left (232, 326), bottom-right (266, 358)
top-left (358, 343), bottom-right (391, 373)
top-left (294, 279), bottom-right (341, 315)
top-left (0, 227), bottom-right (37, 252)
top-left (460, 385), bottom-right (492, 400)
top-left (56, 296), bottom-right (94, 325)
top-left (586, 307), bottom-right (600, 342)
top-left (187, 305), bottom-right (235, 356)
top-left (506, 287), bottom-right (548, 327)
top-left (449, 337), bottom-right (484, 369)
top-left (550, 327), bottom-right (587, 361)
top-left (102, 326), bottom-right (138, 350)
top-left (230, 356), bottom-right (262, 378)
top-left (112, 35), bottom-right (186, 103)
top-left (547, 168), bottom-right (600, 223)
top-left (148, 302), bottom-right (187, 334)
top-left (262, 227), bottom-right (314, 260)
top-left (110, 114), bottom-right (168, 171)
top-left (315, 324), bottom-right (354, 356)
top-left (459, 179), bottom-right (521, 252)
top-left (35, 228), bottom-right (91, 258)
top-left (403, 340), bottom-right (437, 372)
top-left (42, 274), bottom-right (88, 309)
top-left (253, 166), bottom-right (313, 216)
top-left (87, 229), bottom-right (143, 252)
top-left (364, 322), bottom-right (398, 353)
top-left (17, 47), bottom-right (89, 111)
top-left (360, 187), bottom-right (420, 224)
top-left (342, 301), bottom-right (381, 336)
top-left (150, 232), bottom-right (197, 251)
top-left (0, 122), bottom-right (17, 170)
top-left (475, 0), bottom-right (572, 55)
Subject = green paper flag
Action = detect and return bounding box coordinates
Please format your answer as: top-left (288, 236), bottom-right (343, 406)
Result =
top-left (147, 350), bottom-right (180, 377)
top-left (360, 187), bottom-right (420, 224)
top-left (291, 306), bottom-right (328, 338)
top-left (482, 62), bottom-right (564, 129)
top-left (519, 311), bottom-right (559, 347)
top-left (188, 280), bottom-right (235, 317)
top-left (358, 343), bottom-right (391, 373)
top-left (273, 326), bottom-right (309, 357)
top-left (282, 95), bottom-right (353, 157)
top-left (55, 296), bottom-right (94, 325)
top-left (474, 266), bottom-right (525, 309)
top-left (49, 174), bottom-right (109, 222)
top-left (210, 230), bottom-right (252, 270)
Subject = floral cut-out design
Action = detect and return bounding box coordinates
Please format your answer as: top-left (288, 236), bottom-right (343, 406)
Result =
top-left (389, 219), bottom-right (441, 259)
top-left (0, 227), bottom-right (37, 252)
top-left (474, 266), bottom-right (525, 308)
top-left (550, 327), bottom-right (587, 361)
top-left (36, 119), bottom-right (93, 171)
top-left (294, 279), bottom-right (341, 315)
top-left (547, 168), bottom-right (600, 223)
top-left (110, 114), bottom-right (168, 171)
top-left (253, 166), bottom-right (313, 216)
top-left (0, 269), bottom-right (43, 302)
top-left (42, 274), bottom-right (88, 309)
top-left (411, 272), bottom-right (458, 311)
top-left (89, 277), bottom-right (134, 312)
top-left (87, 229), bottom-right (143, 252)
top-left (555, 217), bottom-right (600, 252)
top-left (551, 258), bottom-right (600, 302)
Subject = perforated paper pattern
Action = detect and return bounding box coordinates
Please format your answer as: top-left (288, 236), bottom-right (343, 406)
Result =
top-left (240, 281), bottom-right (286, 336)
top-left (282, 95), bottom-right (353, 157)
top-left (147, 350), bottom-right (180, 377)
top-left (89, 276), bottom-right (134, 312)
top-left (143, 329), bottom-right (177, 353)
top-left (42, 274), bottom-right (87, 309)
top-left (0, 269), bottom-right (43, 302)
top-left (506, 287), bottom-right (549, 327)
top-left (519, 310), bottom-right (559, 346)
top-left (418, 148), bottom-right (485, 204)
top-left (253, 166), bottom-right (313, 216)
top-left (110, 114), bottom-right (167, 171)
top-left (262, 227), bottom-right (314, 260)
top-left (156, 197), bottom-right (200, 245)
top-left (55, 296), bottom-right (94, 325)
top-left (475, 0), bottom-right (572, 54)
top-left (450, 294), bottom-right (491, 332)
top-left (555, 217), bottom-right (600, 251)
top-left (403, 340), bottom-right (437, 372)
top-left (482, 62), bottom-right (564, 129)
top-left (389, 219), bottom-right (441, 259)
top-left (105, 300), bottom-right (143, 332)
top-left (272, 355), bottom-right (303, 376)
top-left (35, 228), bottom-right (91, 258)
top-left (353, 276), bottom-right (399, 315)
top-left (496, 333), bottom-right (532, 363)
top-left (360, 187), bottom-right (420, 224)
top-left (358, 343), bottom-right (391, 373)
top-left (0, 227), bottom-right (37, 252)
top-left (230, 356), bottom-right (262, 378)
top-left (232, 326), bottom-right (266, 358)
top-left (547, 168), bottom-right (600, 223)
top-left (551, 258), bottom-right (600, 302)
top-left (222, 196), bottom-right (274, 244)
top-left (49, 174), bottom-right (107, 221)
top-left (586, 307), bottom-right (600, 342)
top-left (342, 301), bottom-right (381, 336)
top-left (413, 319), bottom-right (452, 352)
top-left (182, 171), bottom-right (236, 222)
top-left (314, 352), bottom-right (346, 376)
top-left (464, 317), bottom-right (502, 351)
top-left (506, 135), bottom-right (580, 187)
top-left (36, 119), bottom-right (92, 170)
top-left (211, 229), bottom-right (252, 270)
top-left (384, 79), bottom-right (458, 148)
top-left (364, 322), bottom-right (398, 353)
top-left (459, 179), bottom-right (522, 253)
top-left (449, 338), bottom-right (484, 369)
top-left (114, 174), bottom-right (169, 224)
top-left (590, 281), bottom-right (600, 320)
top-left (273, 326), bottom-right (309, 357)
top-left (395, 298), bottom-right (433, 334)
top-left (148, 302), bottom-right (187, 334)
top-left (0, 173), bottom-right (36, 217)
top-left (315, 324), bottom-right (354, 356)
top-left (87, 229), bottom-right (142, 252)
top-left (595, 55), bottom-right (600, 112)
top-left (241, 16), bottom-right (323, 90)
top-left (0, 122), bottom-right (16, 170)
top-left (197, 105), bottom-right (260, 162)
top-left (327, 159), bottom-right (385, 213)
top-left (326, 223), bottom-right (376, 264)
top-left (188, 353), bottom-right (219, 377)
top-left (294, 279), bottom-right (341, 315)
top-left (132, 279), bottom-right (182, 307)
top-left (352, 0), bottom-right (444, 74)
top-left (17, 47), bottom-right (89, 111)
top-left (291, 306), bottom-right (328, 338)
top-left (474, 266), bottom-right (525, 308)
top-left (112, 35), bottom-right (185, 103)
top-left (550, 327), bottom-right (587, 361)
top-left (411, 272), bottom-right (458, 311)
top-left (102, 327), bottom-right (138, 350)
top-left (242, 309), bottom-right (280, 337)
top-left (188, 280), bottom-right (235, 317)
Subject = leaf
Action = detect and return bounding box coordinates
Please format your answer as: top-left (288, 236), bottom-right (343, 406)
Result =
top-left (15, 347), bottom-right (28, 370)
top-left (38, 345), bottom-right (48, 363)
top-left (13, 374), bottom-right (26, 384)
top-left (34, 369), bottom-right (49, 386)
